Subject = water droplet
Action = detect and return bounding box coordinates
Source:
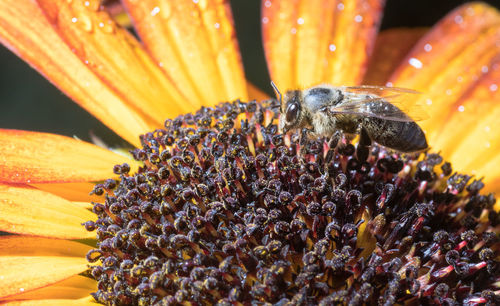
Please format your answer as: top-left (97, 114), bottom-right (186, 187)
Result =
top-left (385, 82), bottom-right (393, 87)
top-left (290, 27), bottom-right (297, 35)
top-left (354, 15), bottom-right (363, 23)
top-left (408, 57), bottom-right (423, 69)
top-left (71, 17), bottom-right (78, 23)
top-left (100, 21), bottom-right (115, 34)
top-left (457, 76), bottom-right (463, 82)
top-left (78, 13), bottom-right (93, 33)
top-left (446, 89), bottom-right (452, 95)
top-left (424, 43), bottom-right (432, 52)
top-left (216, 19), bottom-right (232, 40)
top-left (193, 0), bottom-right (199, 3)
top-left (329, 44), bottom-right (336, 52)
top-left (191, 9), bottom-right (200, 18)
top-left (19, 288), bottom-right (25, 292)
top-left (337, 3), bottom-right (344, 10)
top-left (297, 17), bottom-right (304, 25)
top-left (198, 0), bottom-right (208, 10)
top-left (454, 15), bottom-right (463, 24)
top-left (458, 105), bottom-right (465, 112)
top-left (84, 0), bottom-right (100, 11)
top-left (481, 65), bottom-right (489, 73)
top-left (484, 126), bottom-right (491, 132)
top-left (159, 2), bottom-right (171, 19)
top-left (264, 1), bottom-right (272, 8)
top-left (489, 84), bottom-right (498, 92)
top-left (151, 6), bottom-right (160, 16)
top-left (466, 7), bottom-right (475, 16)
top-left (485, 142), bottom-right (491, 148)
top-left (426, 99), bottom-right (432, 105)
top-left (262, 16), bottom-right (269, 24)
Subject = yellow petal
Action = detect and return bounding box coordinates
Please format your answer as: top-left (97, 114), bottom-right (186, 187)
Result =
top-left (0, 129), bottom-right (137, 183)
top-left (2, 299), bottom-right (94, 306)
top-left (0, 184), bottom-right (95, 239)
top-left (363, 28), bottom-right (427, 85)
top-left (0, 237), bottom-right (90, 299)
top-left (70, 201), bottom-right (94, 210)
top-left (36, 0), bottom-right (191, 123)
top-left (389, 3), bottom-right (500, 136)
top-left (123, 0), bottom-right (248, 106)
top-left (31, 182), bottom-right (100, 202)
top-left (0, 0), bottom-right (153, 147)
top-left (1, 275), bottom-right (95, 301)
top-left (262, 0), bottom-right (384, 91)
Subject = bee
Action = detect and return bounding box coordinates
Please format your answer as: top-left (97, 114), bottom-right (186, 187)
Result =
top-left (272, 82), bottom-right (428, 153)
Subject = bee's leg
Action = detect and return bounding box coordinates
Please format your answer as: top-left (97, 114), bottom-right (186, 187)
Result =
top-left (299, 128), bottom-right (314, 146)
top-left (356, 127), bottom-right (372, 162)
top-left (328, 130), bottom-right (343, 149)
top-left (324, 130), bottom-right (342, 175)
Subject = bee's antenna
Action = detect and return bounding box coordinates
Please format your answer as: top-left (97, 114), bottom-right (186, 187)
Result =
top-left (270, 81), bottom-right (282, 103)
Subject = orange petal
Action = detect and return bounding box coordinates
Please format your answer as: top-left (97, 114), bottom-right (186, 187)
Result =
top-left (0, 237), bottom-right (90, 299)
top-left (123, 0), bottom-right (248, 106)
top-left (389, 3), bottom-right (500, 136)
top-left (363, 28), bottom-right (427, 85)
top-left (0, 184), bottom-right (95, 239)
top-left (247, 81), bottom-right (271, 101)
top-left (1, 275), bottom-right (95, 301)
top-left (36, 0), bottom-right (192, 123)
top-left (0, 237), bottom-right (90, 257)
top-left (388, 3), bottom-right (500, 192)
top-left (31, 182), bottom-right (100, 202)
top-left (262, 0), bottom-right (384, 91)
top-left (0, 0), bottom-right (153, 147)
top-left (0, 129), bottom-right (137, 184)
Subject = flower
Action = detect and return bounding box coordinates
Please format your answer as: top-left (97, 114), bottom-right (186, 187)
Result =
top-left (0, 0), bottom-right (499, 305)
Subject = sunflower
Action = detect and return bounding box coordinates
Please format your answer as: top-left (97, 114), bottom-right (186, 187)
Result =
top-left (0, 0), bottom-right (499, 304)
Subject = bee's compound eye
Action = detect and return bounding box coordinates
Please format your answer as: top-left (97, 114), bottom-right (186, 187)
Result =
top-left (286, 103), bottom-right (299, 122)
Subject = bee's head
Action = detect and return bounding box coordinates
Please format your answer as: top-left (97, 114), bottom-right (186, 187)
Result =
top-left (270, 81), bottom-right (303, 134)
top-left (279, 90), bottom-right (302, 134)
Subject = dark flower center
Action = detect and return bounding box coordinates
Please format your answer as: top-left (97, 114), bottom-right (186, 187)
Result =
top-left (85, 99), bottom-right (500, 305)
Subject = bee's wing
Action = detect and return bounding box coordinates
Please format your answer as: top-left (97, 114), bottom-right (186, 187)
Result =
top-left (342, 85), bottom-right (422, 95)
top-left (328, 94), bottom-right (429, 122)
top-left (329, 86), bottom-right (429, 122)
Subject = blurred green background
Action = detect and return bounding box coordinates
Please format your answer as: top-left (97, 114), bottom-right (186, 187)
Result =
top-left (1, 0), bottom-right (499, 147)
